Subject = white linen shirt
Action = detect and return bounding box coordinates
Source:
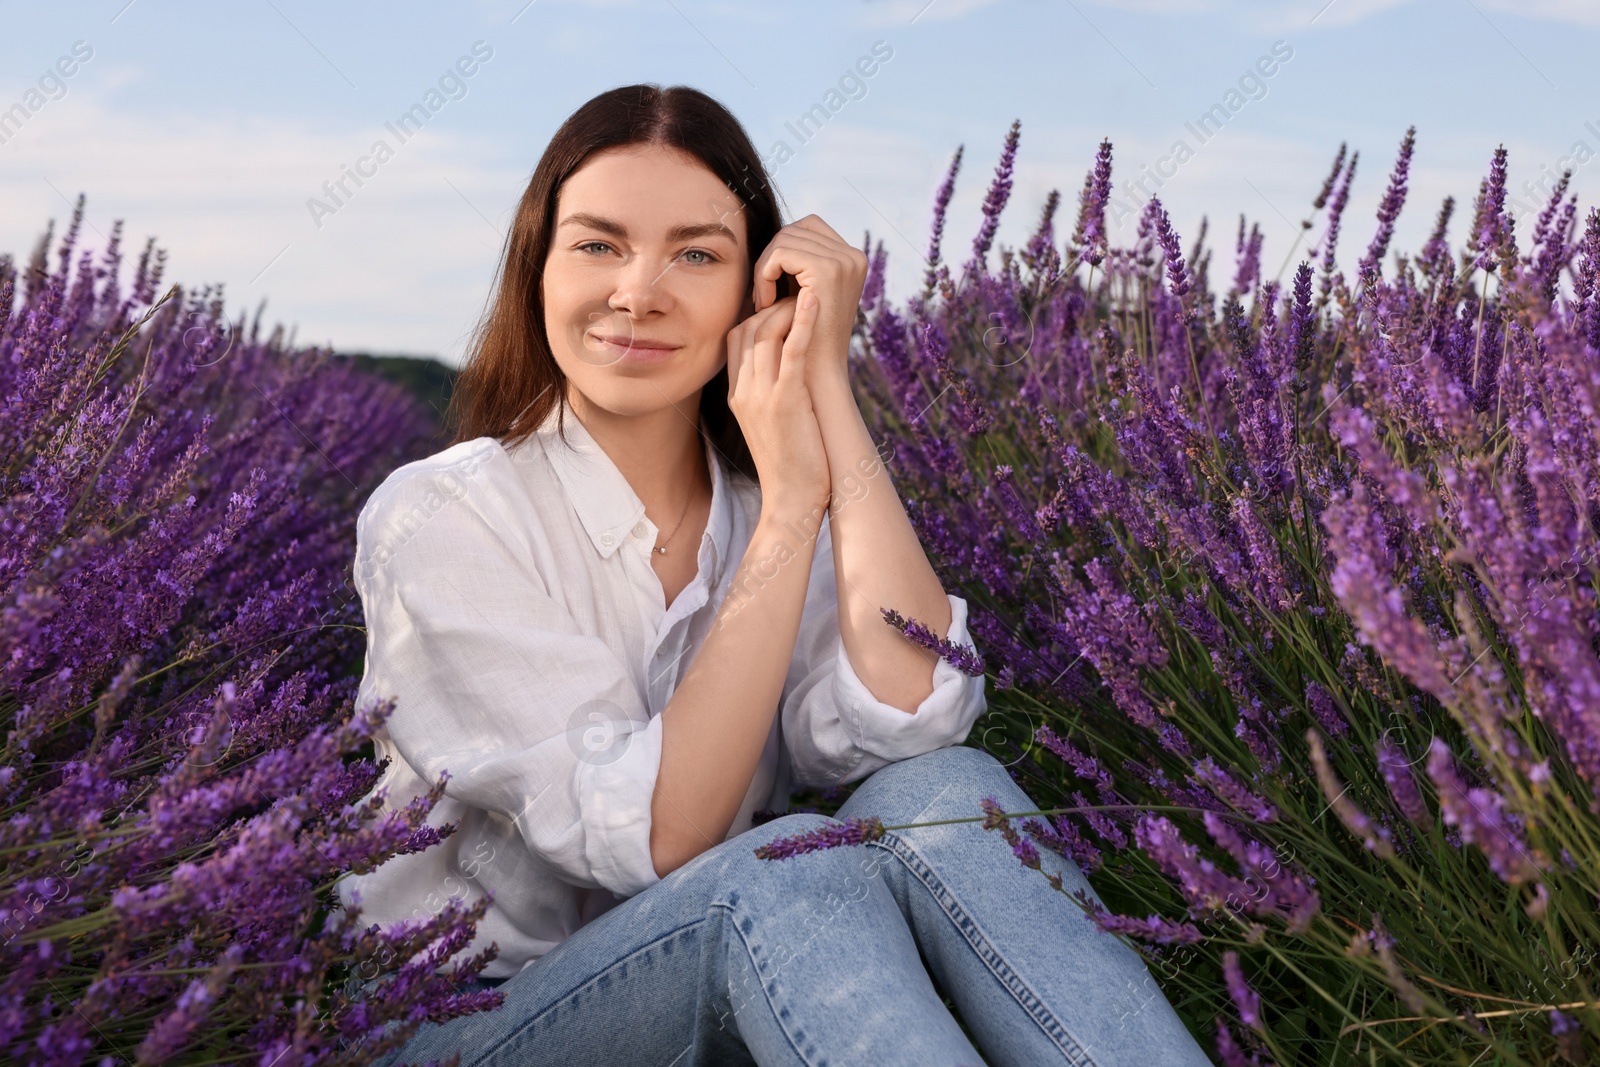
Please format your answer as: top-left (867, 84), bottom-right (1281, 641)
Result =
top-left (334, 396), bottom-right (988, 978)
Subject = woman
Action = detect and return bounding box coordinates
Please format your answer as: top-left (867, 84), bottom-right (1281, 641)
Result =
top-left (338, 83), bottom-right (1211, 1066)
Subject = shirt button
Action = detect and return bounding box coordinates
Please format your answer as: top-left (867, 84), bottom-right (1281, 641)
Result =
top-left (632, 521), bottom-right (648, 539)
top-left (600, 533), bottom-right (614, 546)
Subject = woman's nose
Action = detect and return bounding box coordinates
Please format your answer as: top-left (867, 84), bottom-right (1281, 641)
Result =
top-left (607, 252), bottom-right (674, 316)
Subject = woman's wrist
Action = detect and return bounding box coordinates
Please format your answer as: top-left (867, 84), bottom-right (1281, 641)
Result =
top-left (758, 491), bottom-right (831, 532)
top-left (805, 359), bottom-right (855, 414)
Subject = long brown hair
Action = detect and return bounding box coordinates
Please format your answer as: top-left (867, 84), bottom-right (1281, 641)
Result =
top-left (446, 84), bottom-right (788, 483)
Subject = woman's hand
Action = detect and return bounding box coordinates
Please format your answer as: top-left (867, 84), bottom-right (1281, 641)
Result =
top-left (750, 214), bottom-right (869, 394)
top-left (725, 291), bottom-right (830, 516)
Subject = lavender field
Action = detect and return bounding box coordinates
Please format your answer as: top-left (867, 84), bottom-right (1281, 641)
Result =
top-left (843, 123), bottom-right (1600, 1065)
top-left (0, 201), bottom-right (495, 1065)
top-left (5, 115), bottom-right (1600, 1064)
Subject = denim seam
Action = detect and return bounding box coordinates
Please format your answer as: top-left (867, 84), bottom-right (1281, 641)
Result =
top-left (709, 899), bottom-right (820, 1067)
top-left (466, 916), bottom-right (708, 1067)
top-left (871, 831), bottom-right (1099, 1067)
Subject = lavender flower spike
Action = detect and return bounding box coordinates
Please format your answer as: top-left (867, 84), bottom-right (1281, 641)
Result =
top-left (979, 796), bottom-right (1049, 876)
top-left (1222, 951), bottom-right (1264, 1031)
top-left (1470, 144), bottom-right (1515, 275)
top-left (1070, 138), bottom-right (1114, 268)
top-left (969, 118), bottom-right (1021, 274)
top-left (923, 145), bottom-right (964, 298)
top-left (1075, 891), bottom-right (1205, 945)
top-left (1424, 739), bottom-right (1541, 885)
top-left (881, 606), bottom-right (986, 675)
top-left (1357, 125), bottom-right (1416, 287)
top-left (1375, 739), bottom-right (1430, 827)
top-left (1575, 206), bottom-right (1600, 352)
top-left (754, 816), bottom-right (887, 860)
top-left (1214, 1020), bottom-right (1263, 1067)
top-left (1145, 196), bottom-right (1193, 302)
top-left (1306, 729), bottom-right (1394, 858)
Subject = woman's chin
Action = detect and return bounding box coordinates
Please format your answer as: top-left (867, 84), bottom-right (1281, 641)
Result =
top-left (567, 377), bottom-right (711, 420)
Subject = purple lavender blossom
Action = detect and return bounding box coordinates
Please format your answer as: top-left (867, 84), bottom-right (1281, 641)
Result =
top-left (1072, 890), bottom-right (1204, 944)
top-left (1288, 262), bottom-right (1316, 387)
top-left (1022, 814), bottom-right (1102, 872)
top-left (880, 606), bottom-right (986, 675)
top-left (1034, 725), bottom-right (1117, 796)
top-left (1470, 145), bottom-right (1515, 275)
top-left (1418, 194), bottom-right (1457, 283)
top-left (1304, 681), bottom-right (1348, 740)
top-left (1095, 910), bottom-right (1205, 945)
top-left (1133, 815), bottom-right (1254, 918)
top-left (918, 320), bottom-right (993, 434)
top-left (753, 817), bottom-right (887, 860)
top-left (1191, 757), bottom-right (1278, 822)
top-left (1222, 951), bottom-right (1264, 1031)
top-left (1324, 481), bottom-right (1457, 706)
top-left (1145, 197), bottom-right (1194, 302)
top-left (1357, 126), bottom-right (1416, 288)
top-left (1376, 739), bottom-right (1430, 827)
top-left (1307, 729), bottom-right (1394, 858)
top-left (860, 235), bottom-right (888, 311)
top-left (1022, 189), bottom-right (1062, 279)
top-left (978, 795), bottom-right (1050, 876)
top-left (1231, 218), bottom-right (1264, 300)
top-left (969, 118), bottom-right (1021, 275)
top-left (1011, 833), bottom-right (1042, 869)
top-left (1052, 557), bottom-right (1171, 736)
top-left (1576, 207), bottom-right (1600, 352)
top-left (1312, 143), bottom-right (1347, 211)
top-left (1316, 148), bottom-right (1358, 308)
top-left (1070, 139), bottom-right (1114, 269)
top-left (1425, 739), bottom-right (1541, 884)
top-left (923, 145), bottom-right (964, 298)
top-left (1214, 1019), bottom-right (1264, 1067)
top-left (1201, 812), bottom-right (1321, 933)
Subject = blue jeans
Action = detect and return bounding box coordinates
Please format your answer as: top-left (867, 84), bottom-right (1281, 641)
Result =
top-left (367, 745), bottom-right (1212, 1066)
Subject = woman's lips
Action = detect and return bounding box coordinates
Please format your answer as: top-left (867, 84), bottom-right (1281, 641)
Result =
top-left (591, 333), bottom-right (680, 363)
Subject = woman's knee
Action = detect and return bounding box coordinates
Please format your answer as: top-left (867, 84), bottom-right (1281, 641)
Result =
top-left (835, 744), bottom-right (1031, 835)
top-left (722, 813), bottom-right (882, 898)
top-left (873, 743), bottom-right (1011, 800)
top-left (913, 743), bottom-right (1006, 777)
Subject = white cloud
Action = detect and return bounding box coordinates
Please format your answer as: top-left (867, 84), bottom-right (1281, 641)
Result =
top-left (1070, 0), bottom-right (1600, 31)
top-left (1076, 0), bottom-right (1223, 10)
top-left (1475, 0), bottom-right (1600, 26)
top-left (854, 0), bottom-right (1005, 28)
top-left (0, 93), bottom-right (522, 361)
top-left (1290, 0), bottom-right (1598, 29)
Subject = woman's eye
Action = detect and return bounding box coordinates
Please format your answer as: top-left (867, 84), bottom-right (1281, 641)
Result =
top-left (577, 241), bottom-right (611, 255)
top-left (682, 249), bottom-right (714, 265)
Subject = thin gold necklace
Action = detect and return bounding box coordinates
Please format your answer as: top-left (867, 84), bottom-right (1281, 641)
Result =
top-left (652, 480), bottom-right (697, 555)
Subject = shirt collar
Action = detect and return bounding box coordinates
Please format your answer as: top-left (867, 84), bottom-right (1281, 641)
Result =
top-left (531, 395), bottom-right (730, 577)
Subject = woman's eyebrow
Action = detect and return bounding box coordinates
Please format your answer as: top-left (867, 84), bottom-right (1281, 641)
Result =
top-left (557, 212), bottom-right (736, 244)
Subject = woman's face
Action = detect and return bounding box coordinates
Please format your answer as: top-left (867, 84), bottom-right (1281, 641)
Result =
top-left (542, 142), bottom-right (751, 420)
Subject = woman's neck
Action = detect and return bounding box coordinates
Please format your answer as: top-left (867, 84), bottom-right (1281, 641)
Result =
top-left (566, 388), bottom-right (711, 519)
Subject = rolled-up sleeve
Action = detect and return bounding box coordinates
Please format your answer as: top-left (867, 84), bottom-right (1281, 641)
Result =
top-left (355, 456), bottom-right (663, 900)
top-left (779, 514), bottom-right (988, 788)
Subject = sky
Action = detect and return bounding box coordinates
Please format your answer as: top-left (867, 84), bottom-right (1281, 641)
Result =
top-left (3, 0), bottom-right (1596, 367)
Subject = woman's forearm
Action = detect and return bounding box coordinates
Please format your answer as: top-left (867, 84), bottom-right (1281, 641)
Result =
top-left (808, 371), bottom-right (953, 715)
top-left (650, 502), bottom-right (824, 879)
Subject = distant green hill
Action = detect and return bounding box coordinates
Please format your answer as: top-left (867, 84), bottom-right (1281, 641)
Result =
top-left (333, 352), bottom-right (456, 430)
